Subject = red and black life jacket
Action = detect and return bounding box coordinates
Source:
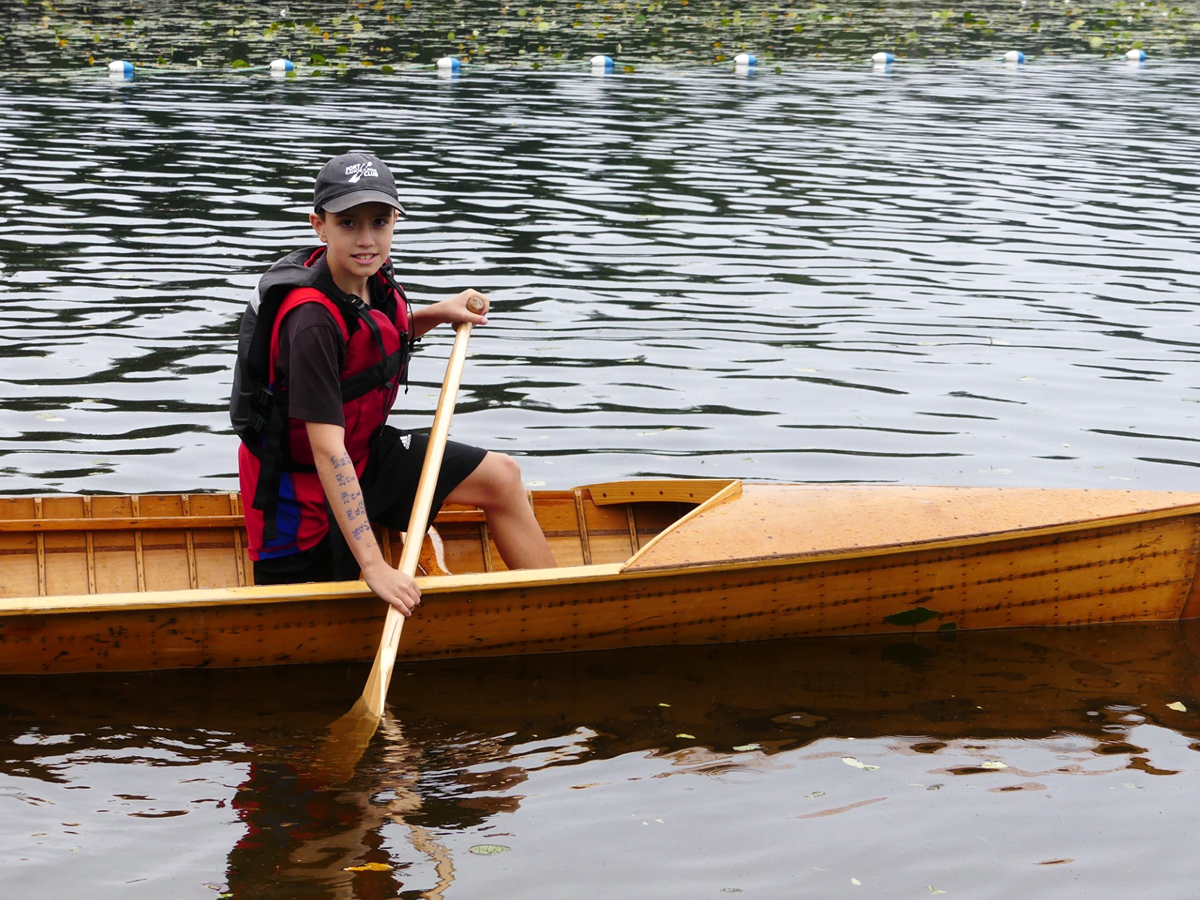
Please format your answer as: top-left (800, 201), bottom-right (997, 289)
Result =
top-left (230, 247), bottom-right (413, 558)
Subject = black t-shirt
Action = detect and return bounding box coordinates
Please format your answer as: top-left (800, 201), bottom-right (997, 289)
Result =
top-left (276, 277), bottom-right (397, 427)
top-left (276, 303), bottom-right (346, 426)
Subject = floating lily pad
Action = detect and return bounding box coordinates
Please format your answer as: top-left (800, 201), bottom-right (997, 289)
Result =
top-left (843, 757), bottom-right (879, 770)
top-left (8, 0), bottom-right (1200, 77)
top-left (469, 843), bottom-right (512, 856)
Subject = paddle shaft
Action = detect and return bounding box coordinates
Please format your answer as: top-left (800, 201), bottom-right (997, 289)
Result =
top-left (357, 307), bottom-right (480, 719)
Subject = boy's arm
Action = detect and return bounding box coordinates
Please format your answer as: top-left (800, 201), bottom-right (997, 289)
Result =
top-left (306, 421), bottom-right (421, 616)
top-left (411, 289), bottom-right (490, 338)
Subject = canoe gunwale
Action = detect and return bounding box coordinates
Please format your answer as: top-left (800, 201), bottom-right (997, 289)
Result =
top-left (0, 563), bottom-right (628, 618)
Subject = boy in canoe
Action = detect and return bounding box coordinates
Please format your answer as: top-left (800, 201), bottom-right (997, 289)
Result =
top-left (230, 151), bottom-right (555, 613)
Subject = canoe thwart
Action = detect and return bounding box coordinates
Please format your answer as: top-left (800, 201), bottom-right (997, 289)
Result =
top-left (0, 514), bottom-right (246, 532)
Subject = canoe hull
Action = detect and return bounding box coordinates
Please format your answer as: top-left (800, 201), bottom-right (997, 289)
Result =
top-left (4, 494), bottom-right (1199, 674)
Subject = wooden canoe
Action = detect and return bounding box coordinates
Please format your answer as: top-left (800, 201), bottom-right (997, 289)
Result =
top-left (3, 478), bottom-right (1200, 675)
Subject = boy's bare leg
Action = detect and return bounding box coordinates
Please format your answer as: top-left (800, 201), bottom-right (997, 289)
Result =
top-left (444, 452), bottom-right (557, 569)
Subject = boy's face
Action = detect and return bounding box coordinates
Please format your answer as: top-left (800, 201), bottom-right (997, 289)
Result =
top-left (309, 202), bottom-right (399, 283)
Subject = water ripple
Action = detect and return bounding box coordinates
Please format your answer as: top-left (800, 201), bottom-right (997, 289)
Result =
top-left (1, 65), bottom-right (1199, 492)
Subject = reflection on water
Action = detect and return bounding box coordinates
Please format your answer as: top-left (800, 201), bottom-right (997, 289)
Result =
top-left (1, 65), bottom-right (1199, 496)
top-left (225, 720), bottom-right (456, 900)
top-left (2, 624), bottom-right (1199, 898)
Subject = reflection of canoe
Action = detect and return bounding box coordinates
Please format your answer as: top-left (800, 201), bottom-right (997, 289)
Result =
top-left (3, 478), bottom-right (1200, 674)
top-left (8, 624), bottom-right (1200, 761)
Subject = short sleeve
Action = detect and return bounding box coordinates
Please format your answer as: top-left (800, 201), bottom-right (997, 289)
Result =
top-left (277, 304), bottom-right (346, 426)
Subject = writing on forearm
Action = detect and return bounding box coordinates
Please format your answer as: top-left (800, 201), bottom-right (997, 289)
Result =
top-left (329, 454), bottom-right (374, 546)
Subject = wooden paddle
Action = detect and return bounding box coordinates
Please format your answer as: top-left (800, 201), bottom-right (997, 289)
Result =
top-left (317, 299), bottom-right (482, 782)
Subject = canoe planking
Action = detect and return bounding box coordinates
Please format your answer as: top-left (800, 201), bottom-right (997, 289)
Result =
top-left (3, 480), bottom-right (1200, 674)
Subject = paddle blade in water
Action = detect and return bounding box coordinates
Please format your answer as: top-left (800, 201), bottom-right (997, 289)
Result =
top-left (309, 694), bottom-right (383, 784)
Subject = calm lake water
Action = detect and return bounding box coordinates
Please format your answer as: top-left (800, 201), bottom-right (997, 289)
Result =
top-left (2, 43), bottom-right (1200, 900)
top-left (2, 62), bottom-right (1200, 495)
top-left (5, 625), bottom-right (1200, 898)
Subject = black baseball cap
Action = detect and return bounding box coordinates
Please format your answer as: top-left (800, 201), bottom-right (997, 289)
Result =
top-left (313, 152), bottom-right (406, 215)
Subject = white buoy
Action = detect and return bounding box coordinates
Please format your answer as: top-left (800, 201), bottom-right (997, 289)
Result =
top-left (1125, 48), bottom-right (1147, 62)
top-left (270, 59), bottom-right (295, 72)
top-left (107, 60), bottom-right (134, 79)
top-left (437, 56), bottom-right (461, 74)
top-left (1004, 50), bottom-right (1025, 64)
top-left (872, 52), bottom-right (895, 67)
top-left (590, 55), bottom-right (614, 73)
top-left (734, 53), bottom-right (757, 69)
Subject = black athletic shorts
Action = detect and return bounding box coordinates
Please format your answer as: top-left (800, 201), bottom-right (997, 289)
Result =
top-left (252, 426), bottom-right (487, 585)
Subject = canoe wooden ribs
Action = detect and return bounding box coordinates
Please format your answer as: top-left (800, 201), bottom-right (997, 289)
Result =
top-left (0, 493), bottom-right (250, 597)
top-left (3, 479), bottom-right (1200, 674)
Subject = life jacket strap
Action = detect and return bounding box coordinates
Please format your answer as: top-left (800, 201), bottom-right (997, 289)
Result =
top-left (251, 394), bottom-right (289, 543)
top-left (339, 348), bottom-right (404, 401)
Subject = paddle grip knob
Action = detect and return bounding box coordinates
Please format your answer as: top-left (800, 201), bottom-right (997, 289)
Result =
top-left (468, 296), bottom-right (485, 314)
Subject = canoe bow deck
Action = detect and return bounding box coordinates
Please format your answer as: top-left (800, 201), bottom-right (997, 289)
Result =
top-left (3, 479), bottom-right (1200, 674)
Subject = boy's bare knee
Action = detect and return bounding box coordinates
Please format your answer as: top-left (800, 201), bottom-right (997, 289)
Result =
top-left (472, 452), bottom-right (526, 508)
top-left (490, 452), bottom-right (524, 487)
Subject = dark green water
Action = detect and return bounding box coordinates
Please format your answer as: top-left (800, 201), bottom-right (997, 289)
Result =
top-left (8, 0), bottom-right (1200, 73)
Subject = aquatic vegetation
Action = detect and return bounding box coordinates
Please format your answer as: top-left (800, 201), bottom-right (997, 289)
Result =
top-left (3, 0), bottom-right (1198, 72)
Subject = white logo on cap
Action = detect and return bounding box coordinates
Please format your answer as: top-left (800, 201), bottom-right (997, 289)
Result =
top-left (344, 161), bottom-right (379, 183)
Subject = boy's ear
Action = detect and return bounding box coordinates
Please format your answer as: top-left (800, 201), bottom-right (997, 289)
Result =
top-left (309, 211), bottom-right (328, 242)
